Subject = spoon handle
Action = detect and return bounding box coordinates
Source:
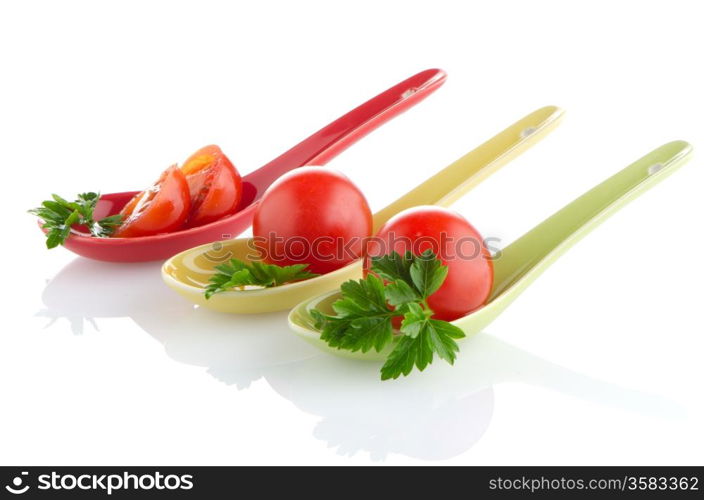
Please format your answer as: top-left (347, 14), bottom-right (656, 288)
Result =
top-left (244, 69), bottom-right (446, 199)
top-left (490, 141), bottom-right (693, 301)
top-left (372, 105), bottom-right (563, 231)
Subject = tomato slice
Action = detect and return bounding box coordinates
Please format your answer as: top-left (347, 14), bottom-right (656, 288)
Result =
top-left (113, 165), bottom-right (191, 238)
top-left (180, 145), bottom-right (242, 228)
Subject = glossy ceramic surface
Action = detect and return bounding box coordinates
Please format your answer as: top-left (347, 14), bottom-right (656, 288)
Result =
top-left (163, 106), bottom-right (564, 313)
top-left (46, 69), bottom-right (447, 262)
top-left (289, 141), bottom-right (693, 359)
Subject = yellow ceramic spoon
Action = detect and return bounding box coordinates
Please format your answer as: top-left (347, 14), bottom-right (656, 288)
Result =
top-left (162, 105), bottom-right (563, 313)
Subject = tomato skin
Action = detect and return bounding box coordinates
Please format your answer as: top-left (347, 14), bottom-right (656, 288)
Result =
top-left (365, 206), bottom-right (493, 321)
top-left (113, 166), bottom-right (191, 238)
top-left (253, 167), bottom-right (372, 275)
top-left (180, 145), bottom-right (242, 228)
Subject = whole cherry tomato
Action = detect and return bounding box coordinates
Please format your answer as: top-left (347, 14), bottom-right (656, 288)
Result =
top-left (180, 145), bottom-right (242, 227)
top-left (113, 165), bottom-right (191, 238)
top-left (253, 167), bottom-right (372, 275)
top-left (365, 206), bottom-right (493, 321)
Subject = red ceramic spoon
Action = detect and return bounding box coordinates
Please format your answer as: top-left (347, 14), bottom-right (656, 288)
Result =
top-left (50, 69), bottom-right (447, 262)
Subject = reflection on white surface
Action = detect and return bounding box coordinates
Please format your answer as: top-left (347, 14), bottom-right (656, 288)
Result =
top-left (263, 333), bottom-right (684, 460)
top-left (40, 257), bottom-right (684, 461)
top-left (39, 257), bottom-right (318, 388)
top-left (266, 354), bottom-right (495, 460)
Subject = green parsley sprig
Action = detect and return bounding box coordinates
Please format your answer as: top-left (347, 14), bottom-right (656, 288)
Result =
top-left (205, 258), bottom-right (320, 298)
top-left (29, 192), bottom-right (123, 249)
top-left (311, 250), bottom-right (466, 380)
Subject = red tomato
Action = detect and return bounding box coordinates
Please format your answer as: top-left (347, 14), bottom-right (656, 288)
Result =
top-left (180, 145), bottom-right (243, 227)
top-left (253, 167), bottom-right (372, 274)
top-left (365, 206), bottom-right (493, 321)
top-left (113, 165), bottom-right (191, 238)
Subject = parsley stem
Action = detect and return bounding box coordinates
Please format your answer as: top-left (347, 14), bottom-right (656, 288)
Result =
top-left (420, 299), bottom-right (434, 318)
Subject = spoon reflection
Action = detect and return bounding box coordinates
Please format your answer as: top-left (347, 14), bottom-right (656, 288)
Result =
top-left (38, 258), bottom-right (684, 460)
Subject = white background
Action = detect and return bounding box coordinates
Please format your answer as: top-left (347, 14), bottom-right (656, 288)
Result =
top-left (1, 0), bottom-right (703, 465)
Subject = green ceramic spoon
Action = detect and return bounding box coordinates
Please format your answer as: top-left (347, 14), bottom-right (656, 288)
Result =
top-left (289, 140), bottom-right (693, 360)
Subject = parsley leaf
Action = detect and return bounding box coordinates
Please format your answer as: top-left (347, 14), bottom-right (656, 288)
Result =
top-left (380, 333), bottom-right (431, 380)
top-left (204, 258), bottom-right (319, 298)
top-left (314, 251), bottom-right (466, 380)
top-left (384, 279), bottom-right (419, 307)
top-left (29, 192), bottom-right (123, 248)
top-left (409, 249), bottom-right (448, 298)
top-left (312, 274), bottom-right (395, 353)
top-left (371, 250), bottom-right (414, 284)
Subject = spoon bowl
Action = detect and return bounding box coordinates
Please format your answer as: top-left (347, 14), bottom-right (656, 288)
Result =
top-left (289, 141), bottom-right (693, 360)
top-left (163, 106), bottom-right (564, 313)
top-left (44, 69), bottom-right (447, 262)
top-left (163, 237), bottom-right (364, 314)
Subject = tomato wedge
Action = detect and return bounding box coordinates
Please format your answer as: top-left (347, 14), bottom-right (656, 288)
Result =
top-left (113, 166), bottom-right (191, 238)
top-left (180, 145), bottom-right (242, 228)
